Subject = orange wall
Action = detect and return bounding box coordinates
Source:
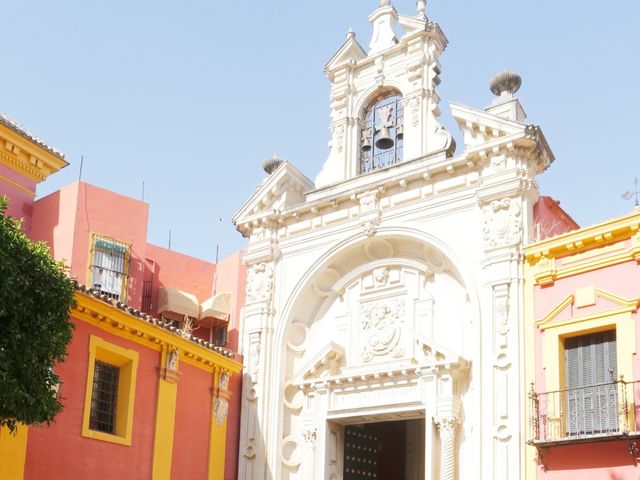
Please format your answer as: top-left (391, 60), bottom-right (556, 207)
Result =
top-left (0, 163), bottom-right (36, 234)
top-left (215, 251), bottom-right (246, 479)
top-left (171, 362), bottom-right (213, 479)
top-left (145, 243), bottom-right (216, 313)
top-left (24, 319), bottom-right (159, 480)
top-left (31, 182), bottom-right (79, 266)
top-left (537, 441), bottom-right (638, 479)
top-left (533, 196), bottom-right (579, 241)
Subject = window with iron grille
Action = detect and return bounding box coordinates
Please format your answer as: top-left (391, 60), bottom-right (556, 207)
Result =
top-left (359, 91), bottom-right (404, 175)
top-left (89, 360), bottom-right (120, 434)
top-left (90, 235), bottom-right (130, 301)
top-left (141, 280), bottom-right (153, 313)
top-left (565, 330), bottom-right (618, 436)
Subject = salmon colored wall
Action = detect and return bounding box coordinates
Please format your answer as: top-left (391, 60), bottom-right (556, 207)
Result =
top-left (216, 250), bottom-right (246, 352)
top-left (533, 196), bottom-right (579, 241)
top-left (31, 182), bottom-right (79, 266)
top-left (24, 320), bottom-right (159, 480)
top-left (70, 183), bottom-right (149, 309)
top-left (0, 163), bottom-right (36, 233)
top-left (171, 362), bottom-right (213, 479)
top-left (533, 260), bottom-right (640, 320)
top-left (537, 441), bottom-right (638, 479)
top-left (145, 243), bottom-right (216, 313)
top-left (215, 251), bottom-right (246, 479)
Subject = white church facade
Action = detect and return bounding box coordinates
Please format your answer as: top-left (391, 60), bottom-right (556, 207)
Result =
top-left (234, 2), bottom-right (556, 478)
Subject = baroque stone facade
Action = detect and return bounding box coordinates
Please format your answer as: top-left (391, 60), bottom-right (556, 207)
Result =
top-left (234, 2), bottom-right (554, 478)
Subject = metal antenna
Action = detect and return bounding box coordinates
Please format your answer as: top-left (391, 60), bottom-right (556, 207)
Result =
top-left (622, 177), bottom-right (639, 207)
top-left (142, 181), bottom-right (145, 201)
top-left (212, 216), bottom-right (223, 295)
top-left (78, 155), bottom-right (84, 181)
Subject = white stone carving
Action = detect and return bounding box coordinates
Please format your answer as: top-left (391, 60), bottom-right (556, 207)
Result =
top-left (246, 263), bottom-right (273, 304)
top-left (409, 95), bottom-right (421, 127)
top-left (333, 124), bottom-right (345, 153)
top-left (360, 218), bottom-right (380, 237)
top-left (360, 298), bottom-right (405, 362)
top-left (214, 398), bottom-right (229, 427)
top-left (436, 416), bottom-right (459, 480)
top-left (219, 371), bottom-right (230, 390)
top-left (483, 198), bottom-right (522, 249)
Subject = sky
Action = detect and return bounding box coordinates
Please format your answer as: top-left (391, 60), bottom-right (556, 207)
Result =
top-left (2, 0), bottom-right (639, 261)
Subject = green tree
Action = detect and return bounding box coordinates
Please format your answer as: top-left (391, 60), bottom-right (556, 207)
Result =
top-left (0, 196), bottom-right (75, 433)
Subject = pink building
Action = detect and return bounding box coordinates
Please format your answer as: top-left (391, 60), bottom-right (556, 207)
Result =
top-left (0, 111), bottom-right (246, 479)
top-left (525, 207), bottom-right (640, 479)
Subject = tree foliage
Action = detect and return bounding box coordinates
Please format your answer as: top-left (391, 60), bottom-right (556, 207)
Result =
top-left (0, 196), bottom-right (75, 433)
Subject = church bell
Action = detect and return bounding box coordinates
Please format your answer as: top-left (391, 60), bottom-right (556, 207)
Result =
top-left (396, 124), bottom-right (404, 141)
top-left (375, 126), bottom-right (394, 150)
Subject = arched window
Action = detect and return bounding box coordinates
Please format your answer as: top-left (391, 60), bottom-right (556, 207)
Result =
top-left (360, 92), bottom-right (404, 174)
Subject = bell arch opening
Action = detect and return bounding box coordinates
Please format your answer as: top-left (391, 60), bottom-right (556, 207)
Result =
top-left (359, 90), bottom-right (404, 174)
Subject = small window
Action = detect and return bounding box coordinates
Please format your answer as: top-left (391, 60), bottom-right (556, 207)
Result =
top-left (89, 361), bottom-right (120, 434)
top-left (82, 336), bottom-right (138, 446)
top-left (213, 325), bottom-right (228, 347)
top-left (360, 92), bottom-right (404, 174)
top-left (90, 235), bottom-right (130, 301)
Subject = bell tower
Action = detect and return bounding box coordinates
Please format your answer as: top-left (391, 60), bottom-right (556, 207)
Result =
top-left (316, 0), bottom-right (454, 188)
top-left (235, 2), bottom-right (557, 479)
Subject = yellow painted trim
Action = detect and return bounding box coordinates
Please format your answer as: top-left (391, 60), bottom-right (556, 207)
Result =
top-left (0, 173), bottom-right (35, 197)
top-left (541, 311), bottom-right (636, 393)
top-left (525, 210), bottom-right (640, 260)
top-left (73, 293), bottom-right (242, 374)
top-left (0, 425), bottom-right (28, 480)
top-left (82, 335), bottom-right (139, 446)
top-left (208, 368), bottom-right (229, 480)
top-left (152, 347), bottom-right (178, 480)
top-left (525, 210), bottom-right (640, 285)
top-left (536, 294), bottom-right (574, 327)
top-left (0, 124), bottom-right (68, 183)
top-left (524, 264), bottom-right (537, 480)
top-left (536, 289), bottom-right (639, 329)
top-left (87, 233), bottom-right (131, 304)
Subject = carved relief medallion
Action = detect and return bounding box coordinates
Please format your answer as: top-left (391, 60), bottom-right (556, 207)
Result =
top-left (360, 298), bottom-right (405, 362)
top-left (246, 263), bottom-right (273, 304)
top-left (483, 198), bottom-right (522, 249)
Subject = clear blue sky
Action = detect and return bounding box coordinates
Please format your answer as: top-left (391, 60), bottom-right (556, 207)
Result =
top-left (3, 1), bottom-right (639, 261)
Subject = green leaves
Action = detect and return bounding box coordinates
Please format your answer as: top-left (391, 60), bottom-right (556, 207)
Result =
top-left (0, 202), bottom-right (75, 434)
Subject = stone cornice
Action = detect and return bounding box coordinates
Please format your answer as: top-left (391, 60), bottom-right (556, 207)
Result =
top-left (236, 130), bottom-right (544, 240)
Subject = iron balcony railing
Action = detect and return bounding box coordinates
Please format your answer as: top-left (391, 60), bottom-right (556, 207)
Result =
top-left (529, 378), bottom-right (640, 445)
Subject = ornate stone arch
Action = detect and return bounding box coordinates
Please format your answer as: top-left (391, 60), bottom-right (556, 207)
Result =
top-left (269, 226), bottom-right (481, 478)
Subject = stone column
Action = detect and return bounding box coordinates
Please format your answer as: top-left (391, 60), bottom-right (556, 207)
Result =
top-left (436, 391), bottom-right (461, 480)
top-left (238, 261), bottom-right (275, 480)
top-left (302, 429), bottom-right (317, 480)
top-left (436, 417), bottom-right (459, 480)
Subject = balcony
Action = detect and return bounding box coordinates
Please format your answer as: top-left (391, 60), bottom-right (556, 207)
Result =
top-left (529, 379), bottom-right (640, 447)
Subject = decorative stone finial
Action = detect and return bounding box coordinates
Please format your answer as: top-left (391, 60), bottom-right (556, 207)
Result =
top-left (347, 27), bottom-right (355, 40)
top-left (369, 0), bottom-right (398, 54)
top-left (490, 71), bottom-right (522, 97)
top-left (262, 155), bottom-right (284, 175)
top-left (417, 0), bottom-right (426, 16)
